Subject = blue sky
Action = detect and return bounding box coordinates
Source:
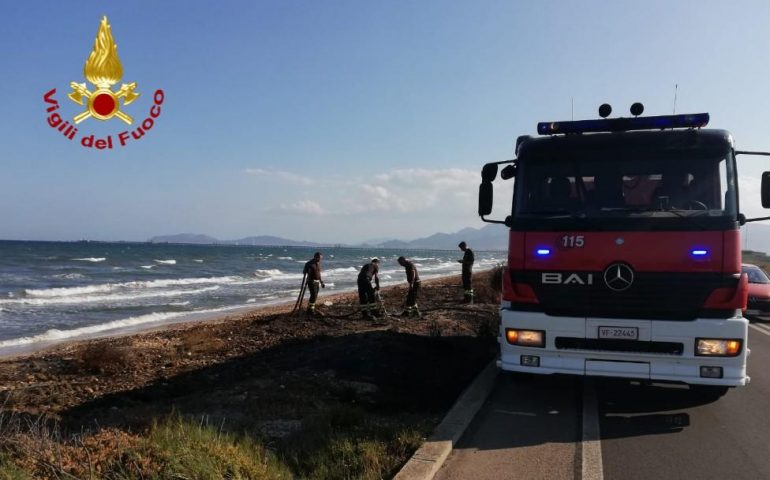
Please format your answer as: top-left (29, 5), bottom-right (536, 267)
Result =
top-left (2, 1), bottom-right (770, 243)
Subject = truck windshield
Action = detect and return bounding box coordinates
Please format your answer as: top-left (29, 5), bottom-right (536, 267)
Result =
top-left (514, 149), bottom-right (737, 220)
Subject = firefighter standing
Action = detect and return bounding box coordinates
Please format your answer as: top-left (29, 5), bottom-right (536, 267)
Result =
top-left (458, 241), bottom-right (475, 303)
top-left (398, 256), bottom-right (421, 317)
top-left (357, 258), bottom-right (380, 318)
top-left (303, 252), bottom-right (325, 315)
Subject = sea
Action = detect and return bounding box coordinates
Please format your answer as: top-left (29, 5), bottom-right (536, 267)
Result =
top-left (0, 241), bottom-right (504, 355)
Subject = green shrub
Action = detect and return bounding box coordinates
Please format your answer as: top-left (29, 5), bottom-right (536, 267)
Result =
top-left (140, 415), bottom-right (292, 480)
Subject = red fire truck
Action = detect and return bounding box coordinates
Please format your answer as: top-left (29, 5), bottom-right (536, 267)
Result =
top-left (478, 103), bottom-right (770, 398)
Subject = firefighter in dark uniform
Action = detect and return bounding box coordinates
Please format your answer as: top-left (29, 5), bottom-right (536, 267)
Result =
top-left (398, 256), bottom-right (421, 317)
top-left (303, 252), bottom-right (325, 315)
top-left (357, 258), bottom-right (380, 318)
top-left (458, 241), bottom-right (475, 303)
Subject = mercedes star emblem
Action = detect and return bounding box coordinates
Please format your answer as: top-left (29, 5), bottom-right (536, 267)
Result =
top-left (603, 263), bottom-right (634, 291)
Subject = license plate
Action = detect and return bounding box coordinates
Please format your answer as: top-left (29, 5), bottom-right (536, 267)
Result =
top-left (598, 326), bottom-right (638, 340)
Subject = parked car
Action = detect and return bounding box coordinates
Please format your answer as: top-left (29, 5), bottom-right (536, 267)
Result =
top-left (742, 263), bottom-right (770, 317)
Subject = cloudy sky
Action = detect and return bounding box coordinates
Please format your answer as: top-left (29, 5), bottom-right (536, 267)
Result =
top-left (1, 1), bottom-right (770, 243)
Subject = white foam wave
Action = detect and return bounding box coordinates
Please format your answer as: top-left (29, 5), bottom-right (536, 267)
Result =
top-left (193, 259), bottom-right (204, 263)
top-left (0, 286), bottom-right (220, 306)
top-left (154, 259), bottom-right (176, 265)
top-left (24, 276), bottom-right (242, 298)
top-left (0, 303), bottom-right (259, 351)
top-left (325, 267), bottom-right (358, 275)
top-left (169, 301), bottom-right (191, 306)
top-left (254, 269), bottom-right (283, 278)
top-left (277, 256), bottom-right (293, 260)
top-left (0, 311), bottom-right (185, 348)
top-left (141, 265), bottom-right (154, 269)
top-left (73, 257), bottom-right (106, 262)
top-left (52, 273), bottom-right (84, 280)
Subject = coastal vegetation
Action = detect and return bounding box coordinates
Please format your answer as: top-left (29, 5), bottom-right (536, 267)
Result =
top-left (0, 270), bottom-right (502, 479)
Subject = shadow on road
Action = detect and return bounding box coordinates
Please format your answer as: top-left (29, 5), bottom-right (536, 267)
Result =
top-left (451, 373), bottom-right (726, 452)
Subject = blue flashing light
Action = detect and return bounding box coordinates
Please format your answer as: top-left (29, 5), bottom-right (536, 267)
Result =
top-left (537, 113), bottom-right (709, 135)
top-left (691, 249), bottom-right (708, 257)
top-left (536, 248), bottom-right (551, 256)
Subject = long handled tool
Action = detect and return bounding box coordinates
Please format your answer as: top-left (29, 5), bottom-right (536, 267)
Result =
top-left (292, 272), bottom-right (308, 314)
top-left (374, 290), bottom-right (390, 318)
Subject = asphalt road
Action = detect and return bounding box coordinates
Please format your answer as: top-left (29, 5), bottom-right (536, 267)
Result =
top-left (435, 319), bottom-right (770, 480)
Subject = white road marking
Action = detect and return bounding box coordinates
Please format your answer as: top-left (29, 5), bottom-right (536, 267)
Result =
top-left (750, 323), bottom-right (770, 337)
top-left (582, 379), bottom-right (604, 480)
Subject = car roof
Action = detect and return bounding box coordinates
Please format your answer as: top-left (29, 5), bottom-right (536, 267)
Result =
top-left (742, 264), bottom-right (760, 269)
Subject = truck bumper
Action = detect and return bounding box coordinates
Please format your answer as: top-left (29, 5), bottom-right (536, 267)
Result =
top-left (497, 309), bottom-right (749, 387)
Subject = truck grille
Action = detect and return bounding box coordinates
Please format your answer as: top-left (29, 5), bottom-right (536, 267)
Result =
top-left (555, 337), bottom-right (684, 355)
top-left (518, 270), bottom-right (731, 320)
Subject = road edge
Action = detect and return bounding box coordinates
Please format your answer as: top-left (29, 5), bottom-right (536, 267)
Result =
top-left (393, 359), bottom-right (499, 480)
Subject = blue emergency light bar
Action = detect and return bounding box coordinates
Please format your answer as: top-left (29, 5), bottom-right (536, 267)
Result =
top-left (537, 113), bottom-right (709, 135)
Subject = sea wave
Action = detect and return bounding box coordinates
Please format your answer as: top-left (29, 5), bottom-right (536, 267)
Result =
top-left (140, 265), bottom-right (154, 269)
top-left (325, 267), bottom-right (358, 275)
top-left (52, 273), bottom-right (84, 280)
top-left (23, 276), bottom-right (243, 298)
top-left (254, 269), bottom-right (283, 278)
top-left (0, 303), bottom-right (254, 350)
top-left (0, 311), bottom-right (186, 348)
top-left (0, 286), bottom-right (221, 306)
top-left (154, 259), bottom-right (176, 265)
top-left (73, 257), bottom-right (106, 262)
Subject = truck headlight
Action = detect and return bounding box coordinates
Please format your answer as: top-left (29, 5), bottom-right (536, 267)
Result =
top-left (695, 338), bottom-right (742, 357)
top-left (505, 329), bottom-right (545, 347)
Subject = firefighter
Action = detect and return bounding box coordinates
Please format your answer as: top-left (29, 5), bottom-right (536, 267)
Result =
top-left (357, 258), bottom-right (380, 318)
top-left (458, 241), bottom-right (475, 303)
top-left (303, 252), bottom-right (325, 315)
top-left (398, 256), bottom-right (421, 317)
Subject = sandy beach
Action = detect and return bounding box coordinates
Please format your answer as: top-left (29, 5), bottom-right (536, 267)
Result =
top-left (0, 269), bottom-right (500, 479)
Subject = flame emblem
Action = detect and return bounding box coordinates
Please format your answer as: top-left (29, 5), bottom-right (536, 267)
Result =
top-left (68, 16), bottom-right (139, 124)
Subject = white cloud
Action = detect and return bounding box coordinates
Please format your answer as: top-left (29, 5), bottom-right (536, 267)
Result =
top-left (276, 200), bottom-right (326, 215)
top-left (336, 167), bottom-right (479, 215)
top-left (257, 167), bottom-right (489, 235)
top-left (739, 174), bottom-right (767, 220)
top-left (244, 168), bottom-right (314, 186)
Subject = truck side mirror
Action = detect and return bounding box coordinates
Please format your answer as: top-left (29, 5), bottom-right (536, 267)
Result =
top-left (481, 163), bottom-right (498, 183)
top-left (500, 164), bottom-right (517, 180)
top-left (763, 172), bottom-right (770, 208)
top-left (479, 182), bottom-right (493, 216)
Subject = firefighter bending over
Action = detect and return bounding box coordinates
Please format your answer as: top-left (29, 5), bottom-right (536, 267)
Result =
top-left (458, 241), bottom-right (475, 303)
top-left (397, 256), bottom-right (421, 317)
top-left (357, 258), bottom-right (380, 319)
top-left (303, 252), bottom-right (325, 315)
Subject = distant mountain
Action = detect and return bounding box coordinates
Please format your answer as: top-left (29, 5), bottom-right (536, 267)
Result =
top-left (148, 233), bottom-right (325, 247)
top-left (370, 224), bottom-right (509, 251)
top-left (148, 224), bottom-right (508, 250)
top-left (148, 233), bottom-right (220, 244)
top-left (229, 236), bottom-right (322, 247)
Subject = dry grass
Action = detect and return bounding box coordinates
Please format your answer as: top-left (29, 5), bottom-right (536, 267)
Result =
top-left (0, 411), bottom-right (292, 479)
top-left (77, 343), bottom-right (134, 375)
top-left (179, 328), bottom-right (226, 356)
top-left (474, 265), bottom-right (503, 304)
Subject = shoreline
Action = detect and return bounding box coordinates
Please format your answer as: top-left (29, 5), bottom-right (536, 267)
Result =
top-left (0, 273), bottom-right (466, 361)
top-left (0, 269), bottom-right (500, 478)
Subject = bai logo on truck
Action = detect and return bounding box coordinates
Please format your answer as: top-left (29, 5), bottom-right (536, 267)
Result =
top-left (42, 16), bottom-right (165, 150)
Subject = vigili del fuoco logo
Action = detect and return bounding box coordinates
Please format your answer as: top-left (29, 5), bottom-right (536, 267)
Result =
top-left (42, 16), bottom-right (165, 150)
